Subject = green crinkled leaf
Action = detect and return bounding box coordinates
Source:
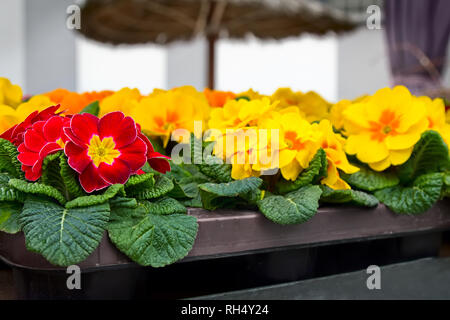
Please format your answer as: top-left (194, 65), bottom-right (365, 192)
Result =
top-left (341, 166), bottom-right (399, 191)
top-left (257, 185), bottom-right (322, 225)
top-left (107, 200), bottom-right (198, 267)
top-left (169, 181), bottom-right (199, 199)
top-left (320, 186), bottom-right (379, 207)
top-left (199, 177), bottom-right (262, 197)
top-left (198, 177), bottom-right (263, 210)
top-left (276, 149), bottom-right (327, 194)
top-left (125, 173), bottom-right (155, 188)
top-left (128, 175), bottom-right (174, 200)
top-left (109, 196), bottom-right (138, 209)
top-left (80, 100), bottom-right (99, 116)
top-left (65, 184), bottom-right (124, 209)
top-left (41, 152), bottom-right (84, 200)
top-left (166, 163), bottom-right (210, 199)
top-left (124, 173), bottom-right (155, 198)
top-left (180, 194), bottom-right (203, 208)
top-left (0, 173), bottom-right (25, 202)
top-left (0, 201), bottom-right (22, 233)
top-left (0, 138), bottom-right (23, 178)
top-left (59, 154), bottom-right (85, 199)
top-left (397, 130), bottom-right (450, 184)
top-left (198, 160), bottom-right (233, 183)
top-left (19, 196), bottom-right (110, 266)
top-left (143, 197), bottom-right (187, 215)
top-left (9, 179), bottom-right (66, 205)
top-left (375, 172), bottom-right (444, 214)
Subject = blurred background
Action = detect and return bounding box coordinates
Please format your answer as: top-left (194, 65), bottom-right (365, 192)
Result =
top-left (0, 0), bottom-right (448, 102)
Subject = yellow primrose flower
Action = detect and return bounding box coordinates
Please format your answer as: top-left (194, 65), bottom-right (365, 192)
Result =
top-left (0, 95), bottom-right (54, 134)
top-left (131, 87), bottom-right (209, 147)
top-left (0, 78), bottom-right (22, 108)
top-left (99, 87), bottom-right (141, 116)
top-left (343, 86), bottom-right (428, 171)
top-left (419, 96), bottom-right (450, 149)
top-left (312, 120), bottom-right (359, 190)
top-left (324, 95), bottom-right (369, 131)
top-left (295, 91), bottom-right (331, 123)
top-left (236, 89), bottom-right (265, 101)
top-left (212, 127), bottom-right (273, 180)
top-left (208, 97), bottom-right (277, 131)
top-left (270, 88), bottom-right (302, 108)
top-left (329, 99), bottom-right (351, 131)
top-left (259, 110), bottom-right (321, 181)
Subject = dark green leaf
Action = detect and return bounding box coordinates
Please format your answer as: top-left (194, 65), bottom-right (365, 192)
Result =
top-left (107, 200), bottom-right (198, 267)
top-left (80, 100), bottom-right (99, 116)
top-left (65, 184), bottom-right (124, 209)
top-left (0, 201), bottom-right (22, 233)
top-left (320, 186), bottom-right (379, 207)
top-left (397, 130), bottom-right (450, 184)
top-left (276, 149), bottom-right (327, 194)
top-left (375, 172), bottom-right (443, 214)
top-left (257, 185), bottom-right (322, 225)
top-left (0, 173), bottom-right (25, 202)
top-left (199, 177), bottom-right (262, 197)
top-left (341, 165), bottom-right (399, 191)
top-left (127, 175), bottom-right (174, 200)
top-left (20, 196), bottom-right (110, 266)
top-left (9, 179), bottom-right (66, 205)
top-left (0, 138), bottom-right (23, 178)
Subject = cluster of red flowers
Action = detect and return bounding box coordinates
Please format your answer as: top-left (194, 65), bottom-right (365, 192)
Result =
top-left (0, 106), bottom-right (170, 193)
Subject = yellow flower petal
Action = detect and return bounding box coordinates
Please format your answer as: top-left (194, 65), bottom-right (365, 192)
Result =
top-left (389, 147), bottom-right (413, 165)
top-left (368, 157), bottom-right (391, 171)
top-left (280, 159), bottom-right (302, 181)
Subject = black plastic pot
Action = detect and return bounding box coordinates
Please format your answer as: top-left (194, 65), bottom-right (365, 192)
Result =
top-left (1, 201), bottom-right (449, 299)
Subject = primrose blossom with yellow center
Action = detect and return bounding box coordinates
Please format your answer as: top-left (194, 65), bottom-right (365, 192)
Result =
top-left (87, 135), bottom-right (121, 167)
top-left (131, 86), bottom-right (210, 147)
top-left (343, 86), bottom-right (428, 171)
top-left (208, 97), bottom-right (277, 132)
top-left (418, 96), bottom-right (450, 150)
top-left (258, 110), bottom-right (321, 181)
top-left (312, 120), bottom-right (359, 190)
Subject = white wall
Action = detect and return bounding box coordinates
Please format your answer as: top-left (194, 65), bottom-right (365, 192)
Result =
top-left (76, 37), bottom-right (166, 93)
top-left (0, 0), bottom-right (25, 89)
top-left (25, 0), bottom-right (77, 94)
top-left (217, 35), bottom-right (338, 101)
top-left (337, 27), bottom-right (391, 99)
top-left (167, 37), bottom-right (207, 91)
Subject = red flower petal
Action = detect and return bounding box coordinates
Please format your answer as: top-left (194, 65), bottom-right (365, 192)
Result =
top-left (17, 149), bottom-right (39, 166)
top-left (23, 124), bottom-right (47, 152)
top-left (0, 125), bottom-right (16, 142)
top-left (118, 137), bottom-right (147, 172)
top-left (148, 157), bottom-right (171, 174)
top-left (43, 116), bottom-right (65, 142)
top-left (22, 164), bottom-right (41, 181)
top-left (137, 129), bottom-right (155, 154)
top-left (98, 158), bottom-right (131, 185)
top-left (63, 127), bottom-right (86, 147)
top-left (38, 142), bottom-right (62, 160)
top-left (99, 112), bottom-right (137, 148)
top-left (64, 141), bottom-right (90, 174)
top-left (79, 163), bottom-right (110, 193)
top-left (70, 113), bottom-right (99, 145)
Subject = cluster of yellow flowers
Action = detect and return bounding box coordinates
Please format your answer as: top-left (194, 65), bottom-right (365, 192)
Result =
top-left (332, 86), bottom-right (450, 171)
top-left (1, 76), bottom-right (449, 191)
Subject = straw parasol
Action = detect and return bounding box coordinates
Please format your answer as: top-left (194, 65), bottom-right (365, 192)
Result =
top-left (78, 0), bottom-right (357, 88)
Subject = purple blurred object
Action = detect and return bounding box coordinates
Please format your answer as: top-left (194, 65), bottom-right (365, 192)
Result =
top-left (385, 0), bottom-right (450, 95)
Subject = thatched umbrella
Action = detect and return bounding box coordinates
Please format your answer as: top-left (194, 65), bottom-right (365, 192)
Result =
top-left (78, 0), bottom-right (357, 89)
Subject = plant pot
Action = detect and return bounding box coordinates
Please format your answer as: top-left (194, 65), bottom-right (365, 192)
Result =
top-left (1, 200), bottom-right (449, 299)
